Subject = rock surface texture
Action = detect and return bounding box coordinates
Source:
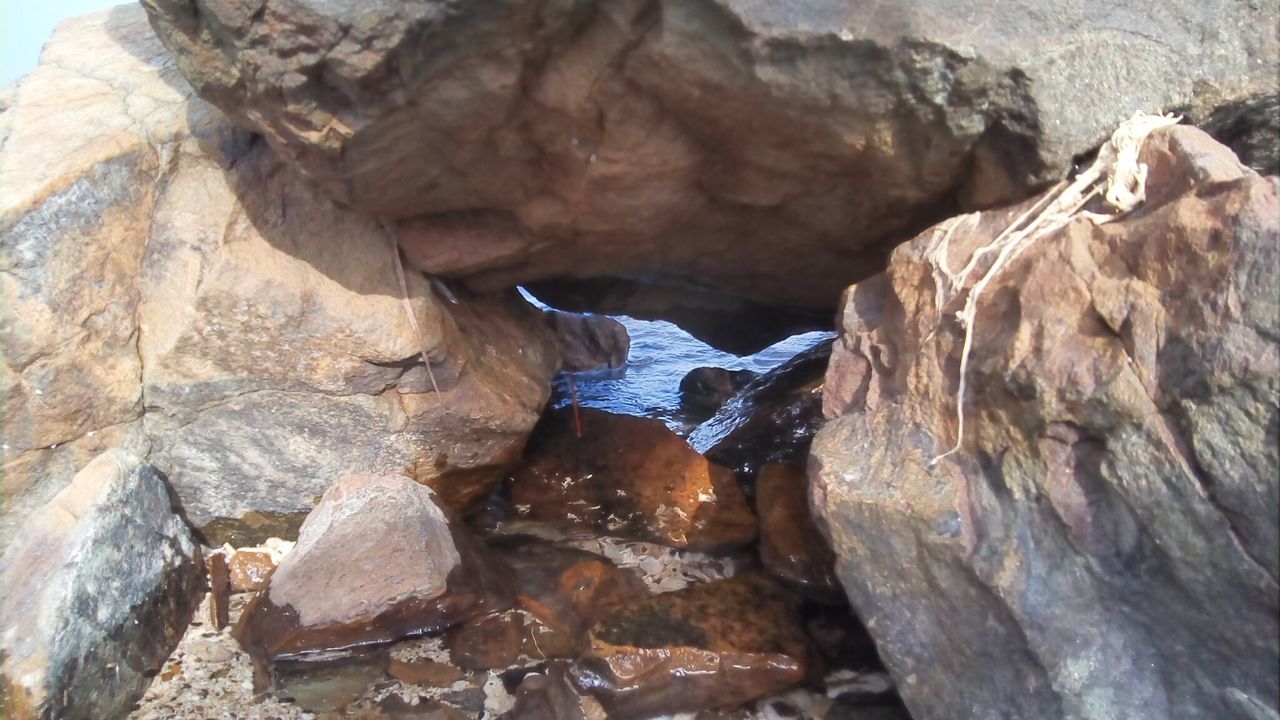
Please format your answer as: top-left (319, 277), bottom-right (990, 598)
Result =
top-left (0, 450), bottom-right (203, 720)
top-left (505, 407), bottom-right (757, 552)
top-left (811, 126), bottom-right (1280, 719)
top-left (142, 0), bottom-right (1278, 331)
top-left (0, 6), bottom-right (560, 546)
top-left (233, 473), bottom-right (513, 667)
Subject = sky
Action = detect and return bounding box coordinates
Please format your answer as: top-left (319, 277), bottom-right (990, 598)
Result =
top-left (1, 0), bottom-right (124, 85)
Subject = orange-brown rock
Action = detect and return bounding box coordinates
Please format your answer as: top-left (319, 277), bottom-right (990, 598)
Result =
top-left (228, 550), bottom-right (276, 593)
top-left (445, 612), bottom-right (524, 671)
top-left (570, 575), bottom-right (808, 718)
top-left (233, 473), bottom-right (512, 673)
top-left (505, 408), bottom-right (756, 552)
top-left (755, 464), bottom-right (841, 601)
top-left (500, 543), bottom-right (647, 659)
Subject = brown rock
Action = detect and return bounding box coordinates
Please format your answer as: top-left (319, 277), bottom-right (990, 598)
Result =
top-left (545, 310), bottom-right (630, 372)
top-left (388, 659), bottom-right (465, 688)
top-left (570, 575), bottom-right (808, 718)
top-left (228, 550), bottom-right (276, 593)
top-left (503, 662), bottom-right (588, 720)
top-left (506, 408), bottom-right (756, 552)
top-left (445, 612), bottom-right (524, 671)
top-left (143, 0), bottom-right (1278, 329)
top-left (755, 464), bottom-right (841, 601)
top-left (812, 125), bottom-right (1280, 718)
top-left (207, 551), bottom-right (230, 630)
top-left (233, 473), bottom-right (512, 672)
top-left (0, 5), bottom-right (561, 549)
top-left (501, 543), bottom-right (647, 659)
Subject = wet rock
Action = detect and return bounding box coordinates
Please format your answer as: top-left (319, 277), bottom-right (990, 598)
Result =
top-left (500, 543), bottom-right (647, 659)
top-left (144, 0), bottom-right (1277, 328)
top-left (233, 473), bottom-right (513, 670)
top-left (546, 310), bottom-right (630, 372)
top-left (0, 450), bottom-right (203, 720)
top-left (273, 654), bottom-right (388, 714)
top-left (570, 575), bottom-right (808, 718)
top-left (756, 464), bottom-right (841, 601)
top-left (803, 605), bottom-right (883, 674)
top-left (228, 549), bottom-right (276, 593)
top-left (812, 126), bottom-right (1280, 719)
top-left (445, 612), bottom-right (524, 670)
top-left (502, 663), bottom-right (588, 720)
top-left (690, 341), bottom-right (831, 474)
top-left (207, 551), bottom-right (230, 630)
top-left (442, 686), bottom-right (489, 714)
top-left (505, 408), bottom-right (756, 552)
top-left (378, 696), bottom-right (474, 720)
top-left (1, 5), bottom-right (560, 548)
top-left (389, 658), bottom-right (465, 688)
top-left (679, 367), bottom-right (759, 418)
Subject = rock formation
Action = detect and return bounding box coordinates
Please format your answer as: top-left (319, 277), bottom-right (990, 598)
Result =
top-left (0, 6), bottom-right (560, 547)
top-left (811, 125), bottom-right (1279, 719)
top-left (0, 450), bottom-right (203, 720)
top-left (141, 0), bottom-right (1278, 345)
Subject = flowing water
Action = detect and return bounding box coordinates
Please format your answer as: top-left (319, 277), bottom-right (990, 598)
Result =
top-left (547, 313), bottom-right (834, 433)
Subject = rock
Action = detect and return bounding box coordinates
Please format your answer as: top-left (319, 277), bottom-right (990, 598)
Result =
top-left (389, 658), bottom-right (466, 688)
top-left (755, 464), bottom-right (841, 601)
top-left (499, 543), bottom-right (647, 659)
top-left (546, 310), bottom-right (630, 372)
top-left (207, 550), bottom-right (230, 630)
top-left (811, 126), bottom-right (1280, 719)
top-left (1, 5), bottom-right (560, 547)
top-left (273, 654), bottom-right (389, 714)
top-left (0, 450), bottom-right (203, 720)
top-left (379, 696), bottom-right (475, 720)
top-left (689, 340), bottom-right (831, 474)
top-left (505, 407), bottom-right (757, 552)
top-left (503, 663), bottom-right (588, 720)
top-left (227, 549), bottom-right (276, 593)
top-left (143, 0), bottom-right (1277, 332)
top-left (233, 473), bottom-right (513, 671)
top-left (679, 367), bottom-right (759, 418)
top-left (441, 686), bottom-right (490, 714)
top-left (570, 574), bottom-right (808, 718)
top-left (445, 612), bottom-right (525, 670)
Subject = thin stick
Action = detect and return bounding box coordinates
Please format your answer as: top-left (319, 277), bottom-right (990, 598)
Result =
top-left (383, 222), bottom-right (445, 408)
top-left (568, 371), bottom-right (583, 439)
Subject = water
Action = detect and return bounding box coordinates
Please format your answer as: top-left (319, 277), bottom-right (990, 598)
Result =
top-left (546, 313), bottom-right (834, 432)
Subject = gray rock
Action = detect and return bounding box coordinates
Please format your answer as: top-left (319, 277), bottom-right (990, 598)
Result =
top-left (0, 450), bottom-right (203, 720)
top-left (811, 126), bottom-right (1279, 719)
top-left (545, 310), bottom-right (630, 372)
top-left (142, 0), bottom-right (1278, 324)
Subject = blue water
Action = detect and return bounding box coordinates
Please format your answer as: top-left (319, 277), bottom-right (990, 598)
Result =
top-left (547, 314), bottom-right (834, 433)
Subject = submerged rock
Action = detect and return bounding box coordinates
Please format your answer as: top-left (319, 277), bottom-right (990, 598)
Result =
top-left (445, 612), bottom-right (524, 670)
top-left (503, 662), bottom-right (589, 720)
top-left (499, 543), bottom-right (648, 659)
top-left (546, 310), bottom-right (630, 372)
top-left (755, 464), bottom-right (841, 601)
top-left (679, 367), bottom-right (759, 418)
top-left (0, 450), bottom-right (203, 720)
top-left (504, 408), bottom-right (756, 552)
top-left (690, 340), bottom-right (831, 475)
top-left (570, 574), bottom-right (808, 718)
top-left (0, 5), bottom-right (560, 548)
top-left (143, 0), bottom-right (1278, 335)
top-left (233, 473), bottom-right (512, 671)
top-left (812, 126), bottom-right (1280, 719)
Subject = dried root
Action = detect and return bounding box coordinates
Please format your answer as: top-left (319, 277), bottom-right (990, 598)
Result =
top-left (381, 220), bottom-right (445, 408)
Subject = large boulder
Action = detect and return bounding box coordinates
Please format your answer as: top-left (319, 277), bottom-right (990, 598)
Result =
top-left (1, 450), bottom-right (203, 720)
top-left (0, 6), bottom-right (559, 547)
top-left (142, 0), bottom-right (1278, 329)
top-left (811, 126), bottom-right (1279, 719)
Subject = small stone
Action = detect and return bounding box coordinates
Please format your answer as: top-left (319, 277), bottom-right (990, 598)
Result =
top-left (187, 637), bottom-right (235, 665)
top-left (388, 658), bottom-right (465, 687)
top-left (207, 551), bottom-right (230, 630)
top-left (445, 612), bottom-right (524, 670)
top-left (442, 686), bottom-right (488, 714)
top-left (227, 549), bottom-right (276, 592)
